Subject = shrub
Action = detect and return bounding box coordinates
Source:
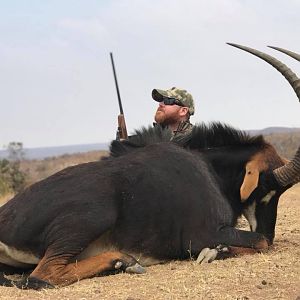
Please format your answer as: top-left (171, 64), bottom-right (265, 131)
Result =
top-left (0, 159), bottom-right (26, 196)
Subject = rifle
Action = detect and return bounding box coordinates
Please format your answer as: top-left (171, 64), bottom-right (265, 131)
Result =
top-left (110, 52), bottom-right (128, 140)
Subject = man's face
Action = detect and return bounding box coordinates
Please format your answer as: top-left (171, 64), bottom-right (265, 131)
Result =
top-left (154, 102), bottom-right (185, 126)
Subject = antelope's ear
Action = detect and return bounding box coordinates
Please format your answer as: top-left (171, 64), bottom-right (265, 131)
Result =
top-left (240, 161), bottom-right (260, 202)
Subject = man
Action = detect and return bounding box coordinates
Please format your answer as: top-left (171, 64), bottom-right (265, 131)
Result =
top-left (152, 87), bottom-right (195, 139)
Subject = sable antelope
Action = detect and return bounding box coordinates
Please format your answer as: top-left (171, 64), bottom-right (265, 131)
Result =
top-left (0, 44), bottom-right (298, 289)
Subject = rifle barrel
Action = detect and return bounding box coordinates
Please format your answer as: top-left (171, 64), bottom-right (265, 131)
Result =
top-left (110, 52), bottom-right (124, 115)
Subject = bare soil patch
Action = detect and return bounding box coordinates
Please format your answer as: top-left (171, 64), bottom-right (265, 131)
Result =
top-left (0, 185), bottom-right (299, 300)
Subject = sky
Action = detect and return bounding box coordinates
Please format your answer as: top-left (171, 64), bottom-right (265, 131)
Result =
top-left (0, 0), bottom-right (299, 149)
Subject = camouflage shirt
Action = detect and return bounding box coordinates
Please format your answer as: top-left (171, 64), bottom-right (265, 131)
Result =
top-left (171, 121), bottom-right (193, 140)
top-left (153, 121), bottom-right (194, 141)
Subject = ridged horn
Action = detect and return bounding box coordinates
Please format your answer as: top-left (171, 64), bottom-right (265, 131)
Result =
top-left (273, 147), bottom-right (300, 187)
top-left (227, 43), bottom-right (300, 102)
top-left (268, 46), bottom-right (300, 62)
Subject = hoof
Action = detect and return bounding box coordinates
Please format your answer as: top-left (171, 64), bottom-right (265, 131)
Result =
top-left (196, 248), bottom-right (218, 264)
top-left (125, 263), bottom-right (146, 274)
top-left (16, 276), bottom-right (55, 290)
top-left (113, 255), bottom-right (146, 275)
top-left (196, 245), bottom-right (230, 264)
top-left (0, 273), bottom-right (14, 287)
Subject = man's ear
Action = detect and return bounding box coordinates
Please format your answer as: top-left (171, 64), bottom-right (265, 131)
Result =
top-left (179, 107), bottom-right (189, 117)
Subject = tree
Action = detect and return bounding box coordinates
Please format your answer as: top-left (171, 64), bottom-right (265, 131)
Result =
top-left (0, 159), bottom-right (11, 196)
top-left (7, 142), bottom-right (25, 161)
top-left (0, 142), bottom-right (27, 196)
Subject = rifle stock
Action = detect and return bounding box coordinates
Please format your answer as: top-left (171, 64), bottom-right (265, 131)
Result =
top-left (117, 114), bottom-right (128, 140)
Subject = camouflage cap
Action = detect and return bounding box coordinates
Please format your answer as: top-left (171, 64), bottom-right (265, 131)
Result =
top-left (152, 87), bottom-right (195, 115)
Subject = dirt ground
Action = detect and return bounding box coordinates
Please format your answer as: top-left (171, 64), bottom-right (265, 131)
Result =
top-left (0, 185), bottom-right (299, 300)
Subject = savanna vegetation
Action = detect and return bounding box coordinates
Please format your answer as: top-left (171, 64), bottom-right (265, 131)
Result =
top-left (0, 142), bottom-right (26, 200)
top-left (0, 130), bottom-right (299, 204)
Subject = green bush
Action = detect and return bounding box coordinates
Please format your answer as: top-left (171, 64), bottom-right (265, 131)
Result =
top-left (0, 159), bottom-right (26, 196)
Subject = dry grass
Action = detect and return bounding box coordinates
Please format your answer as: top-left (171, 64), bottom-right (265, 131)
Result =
top-left (265, 132), bottom-right (300, 159)
top-left (0, 193), bottom-right (14, 207)
top-left (0, 185), bottom-right (299, 299)
top-left (19, 150), bottom-right (108, 186)
top-left (0, 151), bottom-right (107, 205)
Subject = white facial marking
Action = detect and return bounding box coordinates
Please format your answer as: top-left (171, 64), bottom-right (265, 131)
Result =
top-left (243, 202), bottom-right (257, 232)
top-left (261, 190), bottom-right (276, 204)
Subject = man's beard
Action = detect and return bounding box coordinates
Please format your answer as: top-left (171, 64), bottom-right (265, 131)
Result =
top-left (154, 109), bottom-right (180, 126)
top-left (154, 110), bottom-right (166, 124)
